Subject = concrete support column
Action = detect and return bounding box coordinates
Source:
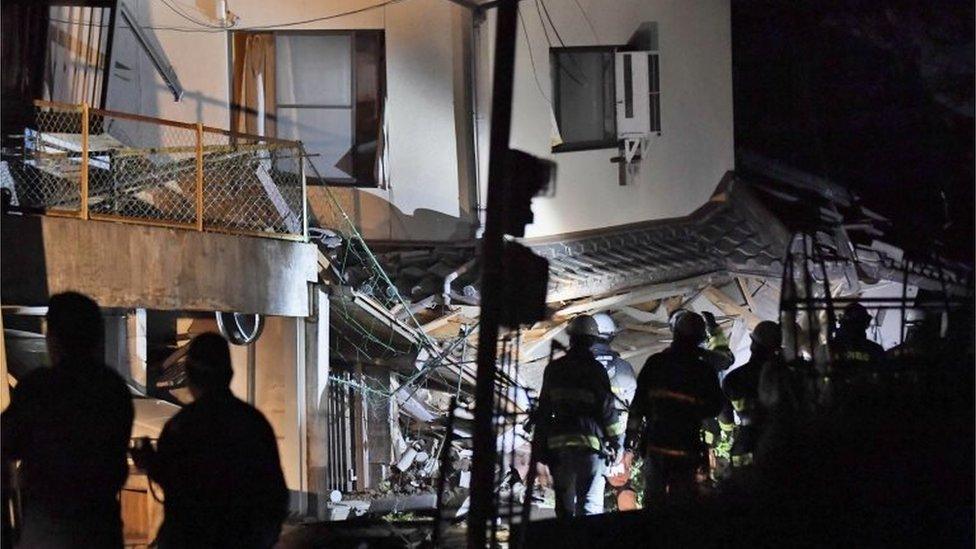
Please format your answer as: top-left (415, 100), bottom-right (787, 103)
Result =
top-left (253, 315), bottom-right (308, 516)
top-left (304, 286), bottom-right (330, 519)
top-left (126, 309), bottom-right (147, 391)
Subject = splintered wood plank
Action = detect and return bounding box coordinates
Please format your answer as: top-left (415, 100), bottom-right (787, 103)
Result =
top-left (737, 276), bottom-right (759, 313)
top-left (317, 249), bottom-right (331, 274)
top-left (422, 311), bottom-right (468, 333)
top-left (622, 322), bottom-right (670, 335)
top-left (630, 299), bottom-right (661, 313)
top-left (664, 295), bottom-right (685, 316)
top-left (617, 306), bottom-right (658, 323)
top-left (702, 286), bottom-right (761, 329)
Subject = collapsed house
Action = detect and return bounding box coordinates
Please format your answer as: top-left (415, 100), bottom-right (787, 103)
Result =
top-left (315, 156), bottom-right (970, 519)
top-left (0, 2), bottom-right (970, 545)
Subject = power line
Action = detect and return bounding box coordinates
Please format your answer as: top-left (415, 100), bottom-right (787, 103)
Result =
top-left (572, 0), bottom-right (599, 42)
top-left (159, 0), bottom-right (232, 29)
top-left (518, 6), bottom-right (552, 107)
top-left (241, 0), bottom-right (407, 30)
top-left (537, 0), bottom-right (566, 47)
top-left (531, 0), bottom-right (584, 86)
top-left (51, 0), bottom-right (407, 34)
top-left (532, 0), bottom-right (553, 48)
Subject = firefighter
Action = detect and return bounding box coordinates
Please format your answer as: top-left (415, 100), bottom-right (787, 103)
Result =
top-left (829, 302), bottom-right (885, 370)
top-left (693, 311), bottom-right (736, 483)
top-left (625, 311), bottom-right (727, 507)
top-left (584, 314), bottom-right (637, 426)
top-left (533, 315), bottom-right (625, 518)
top-left (581, 314), bottom-right (639, 509)
top-left (886, 307), bottom-right (942, 368)
top-left (722, 321), bottom-right (782, 471)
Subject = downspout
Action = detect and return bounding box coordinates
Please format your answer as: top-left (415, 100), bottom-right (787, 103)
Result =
top-left (470, 12), bottom-right (485, 232)
top-left (443, 258), bottom-right (477, 306)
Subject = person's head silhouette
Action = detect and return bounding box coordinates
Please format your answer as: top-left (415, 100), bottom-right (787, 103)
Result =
top-left (672, 310), bottom-right (707, 348)
top-left (185, 332), bottom-right (234, 399)
top-left (45, 291), bottom-right (104, 367)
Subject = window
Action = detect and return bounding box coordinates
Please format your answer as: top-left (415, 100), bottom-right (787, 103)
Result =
top-left (231, 30), bottom-right (385, 187)
top-left (550, 46), bottom-right (661, 153)
top-left (551, 46), bottom-right (618, 153)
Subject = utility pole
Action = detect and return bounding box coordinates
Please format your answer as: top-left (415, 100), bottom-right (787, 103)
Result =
top-left (467, 0), bottom-right (519, 546)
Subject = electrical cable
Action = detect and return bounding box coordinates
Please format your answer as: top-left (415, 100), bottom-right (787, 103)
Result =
top-left (50, 0), bottom-right (407, 34)
top-left (538, 0), bottom-right (566, 46)
top-left (572, 0), bottom-right (599, 42)
top-left (243, 0), bottom-right (408, 30)
top-left (169, 0), bottom-right (224, 20)
top-left (532, 0), bottom-right (553, 48)
top-left (518, 6), bottom-right (552, 106)
top-left (159, 0), bottom-right (231, 29)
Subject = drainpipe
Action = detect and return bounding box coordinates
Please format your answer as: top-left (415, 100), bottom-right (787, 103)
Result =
top-left (442, 259), bottom-right (477, 306)
top-left (471, 12), bottom-right (485, 232)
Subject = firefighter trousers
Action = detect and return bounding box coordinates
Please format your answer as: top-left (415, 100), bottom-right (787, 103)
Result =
top-left (550, 448), bottom-right (606, 518)
top-left (643, 453), bottom-right (698, 508)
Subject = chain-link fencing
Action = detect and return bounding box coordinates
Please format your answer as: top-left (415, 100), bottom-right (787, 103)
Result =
top-left (3, 101), bottom-right (86, 215)
top-left (1, 100), bottom-right (306, 240)
top-left (88, 110), bottom-right (198, 227)
top-left (201, 127), bottom-right (305, 238)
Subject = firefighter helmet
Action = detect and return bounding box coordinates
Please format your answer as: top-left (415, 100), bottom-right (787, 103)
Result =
top-left (841, 302), bottom-right (872, 328)
top-left (672, 311), bottom-right (707, 345)
top-left (750, 320), bottom-right (782, 350)
top-left (668, 309), bottom-right (689, 333)
top-left (567, 313), bottom-right (617, 341)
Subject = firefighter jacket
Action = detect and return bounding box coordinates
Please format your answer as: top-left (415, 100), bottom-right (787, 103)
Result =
top-left (722, 355), bottom-right (768, 427)
top-left (591, 342), bottom-right (637, 417)
top-left (534, 345), bottom-right (625, 456)
top-left (722, 353), bottom-right (777, 466)
top-left (828, 329), bottom-right (885, 370)
top-left (625, 343), bottom-right (727, 458)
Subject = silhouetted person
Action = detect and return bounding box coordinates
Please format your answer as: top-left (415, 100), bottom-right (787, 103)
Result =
top-left (132, 332), bottom-right (287, 548)
top-left (722, 321), bottom-right (781, 471)
top-left (886, 307), bottom-right (943, 369)
top-left (626, 311), bottom-right (727, 507)
top-left (828, 302), bottom-right (885, 370)
top-left (533, 315), bottom-right (624, 518)
top-left (1, 292), bottom-right (134, 548)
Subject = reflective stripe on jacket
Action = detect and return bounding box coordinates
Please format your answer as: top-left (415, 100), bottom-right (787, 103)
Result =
top-left (535, 346), bottom-right (622, 454)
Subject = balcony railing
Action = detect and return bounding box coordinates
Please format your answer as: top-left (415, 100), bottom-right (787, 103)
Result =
top-left (1, 100), bottom-right (307, 241)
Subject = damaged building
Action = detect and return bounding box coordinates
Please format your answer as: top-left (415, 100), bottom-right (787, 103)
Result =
top-left (0, 0), bottom-right (970, 546)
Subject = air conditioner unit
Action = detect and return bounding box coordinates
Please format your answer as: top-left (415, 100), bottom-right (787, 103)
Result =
top-left (615, 50), bottom-right (661, 163)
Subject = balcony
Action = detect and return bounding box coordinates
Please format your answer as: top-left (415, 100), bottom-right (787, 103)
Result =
top-left (3, 100), bottom-right (307, 241)
top-left (1, 101), bottom-right (317, 317)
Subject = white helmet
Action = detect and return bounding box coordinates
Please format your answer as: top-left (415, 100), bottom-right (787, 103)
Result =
top-left (567, 313), bottom-right (617, 340)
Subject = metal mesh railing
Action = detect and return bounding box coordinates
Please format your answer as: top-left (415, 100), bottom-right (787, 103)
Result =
top-left (88, 111), bottom-right (198, 227)
top-left (2, 100), bottom-right (306, 240)
top-left (201, 127), bottom-right (305, 237)
top-left (6, 103), bottom-right (86, 215)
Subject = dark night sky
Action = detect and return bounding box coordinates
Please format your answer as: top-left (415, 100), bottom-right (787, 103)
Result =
top-left (731, 0), bottom-right (975, 263)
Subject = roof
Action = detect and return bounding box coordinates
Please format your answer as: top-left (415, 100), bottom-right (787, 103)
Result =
top-left (524, 170), bottom-right (969, 304)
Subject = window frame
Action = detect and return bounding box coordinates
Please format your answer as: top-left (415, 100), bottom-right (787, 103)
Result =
top-left (274, 29), bottom-right (359, 186)
top-left (229, 29), bottom-right (385, 188)
top-left (549, 45), bottom-right (626, 154)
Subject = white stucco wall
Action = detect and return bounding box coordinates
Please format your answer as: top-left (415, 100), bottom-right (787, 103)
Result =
top-left (106, 0), bottom-right (476, 242)
top-left (104, 0), bottom-right (731, 241)
top-left (477, 0), bottom-right (734, 238)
